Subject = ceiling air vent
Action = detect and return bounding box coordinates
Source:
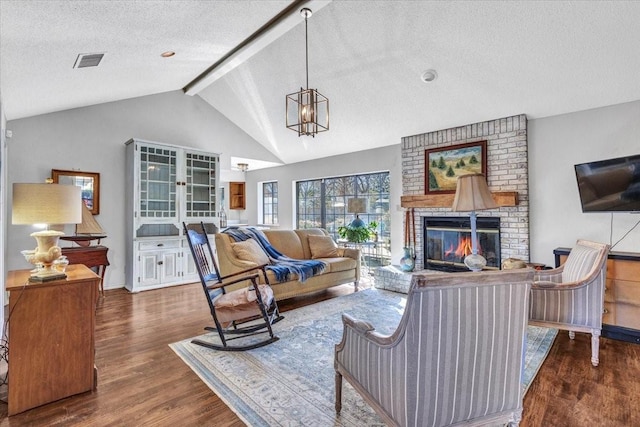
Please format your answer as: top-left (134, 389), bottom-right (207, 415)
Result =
top-left (73, 53), bottom-right (105, 69)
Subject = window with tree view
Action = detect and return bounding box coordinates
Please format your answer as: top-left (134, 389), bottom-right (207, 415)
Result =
top-left (262, 181), bottom-right (278, 225)
top-left (296, 171), bottom-right (391, 267)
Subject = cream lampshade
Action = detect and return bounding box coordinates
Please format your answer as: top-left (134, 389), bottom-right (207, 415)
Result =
top-left (347, 198), bottom-right (367, 228)
top-left (451, 174), bottom-right (498, 271)
top-left (12, 183), bottom-right (82, 280)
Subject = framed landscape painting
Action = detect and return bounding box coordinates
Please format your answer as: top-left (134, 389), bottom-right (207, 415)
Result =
top-left (424, 140), bottom-right (487, 194)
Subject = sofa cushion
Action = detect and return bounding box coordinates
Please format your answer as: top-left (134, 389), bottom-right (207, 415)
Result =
top-left (213, 284), bottom-right (274, 326)
top-left (295, 229), bottom-right (329, 259)
top-left (321, 257), bottom-right (358, 273)
top-left (308, 235), bottom-right (339, 259)
top-left (231, 239), bottom-right (270, 265)
top-left (263, 230), bottom-right (305, 259)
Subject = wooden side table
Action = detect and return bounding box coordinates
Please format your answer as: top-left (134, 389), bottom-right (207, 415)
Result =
top-left (6, 265), bottom-right (100, 416)
top-left (61, 245), bottom-right (110, 295)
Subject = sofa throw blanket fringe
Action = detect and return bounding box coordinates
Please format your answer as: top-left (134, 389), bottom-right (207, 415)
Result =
top-left (223, 227), bottom-right (326, 283)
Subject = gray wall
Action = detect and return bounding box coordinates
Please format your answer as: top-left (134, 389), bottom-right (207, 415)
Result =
top-left (5, 90), bottom-right (280, 289)
top-left (5, 92), bottom-right (640, 290)
top-left (1, 95), bottom-right (6, 332)
top-left (244, 145), bottom-right (404, 261)
top-left (529, 100), bottom-right (640, 264)
top-left (244, 101), bottom-right (640, 268)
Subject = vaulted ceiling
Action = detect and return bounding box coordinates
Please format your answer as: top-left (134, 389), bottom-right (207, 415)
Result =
top-left (2, 1), bottom-right (640, 168)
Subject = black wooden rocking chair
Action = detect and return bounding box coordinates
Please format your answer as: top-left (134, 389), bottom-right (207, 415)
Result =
top-left (183, 222), bottom-right (283, 351)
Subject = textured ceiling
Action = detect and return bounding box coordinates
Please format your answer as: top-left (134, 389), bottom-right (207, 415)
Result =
top-left (0, 0), bottom-right (291, 119)
top-left (2, 1), bottom-right (640, 167)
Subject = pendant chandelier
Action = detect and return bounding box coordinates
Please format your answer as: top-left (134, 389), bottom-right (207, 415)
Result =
top-left (286, 8), bottom-right (329, 137)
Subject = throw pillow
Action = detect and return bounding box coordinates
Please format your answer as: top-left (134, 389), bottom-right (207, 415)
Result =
top-left (231, 239), bottom-right (270, 265)
top-left (308, 235), bottom-right (339, 259)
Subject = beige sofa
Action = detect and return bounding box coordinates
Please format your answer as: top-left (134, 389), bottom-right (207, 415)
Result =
top-left (214, 228), bottom-right (360, 300)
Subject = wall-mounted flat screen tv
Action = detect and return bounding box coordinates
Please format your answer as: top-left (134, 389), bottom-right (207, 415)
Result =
top-left (574, 154), bottom-right (640, 212)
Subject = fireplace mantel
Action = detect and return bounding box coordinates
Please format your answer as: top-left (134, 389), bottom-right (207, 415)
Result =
top-left (400, 191), bottom-right (518, 208)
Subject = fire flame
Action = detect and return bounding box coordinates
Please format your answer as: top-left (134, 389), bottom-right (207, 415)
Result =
top-left (444, 236), bottom-right (479, 258)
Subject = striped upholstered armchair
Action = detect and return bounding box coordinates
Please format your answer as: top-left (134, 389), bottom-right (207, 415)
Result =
top-left (334, 269), bottom-right (534, 427)
top-left (529, 239), bottom-right (610, 367)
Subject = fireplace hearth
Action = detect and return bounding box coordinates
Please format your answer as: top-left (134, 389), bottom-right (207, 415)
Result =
top-left (424, 216), bottom-right (501, 272)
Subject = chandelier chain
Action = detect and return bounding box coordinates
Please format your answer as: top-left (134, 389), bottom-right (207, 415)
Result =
top-left (305, 12), bottom-right (309, 89)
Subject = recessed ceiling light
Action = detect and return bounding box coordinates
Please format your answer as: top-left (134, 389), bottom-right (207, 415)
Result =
top-left (161, 51), bottom-right (175, 58)
top-left (421, 69), bottom-right (438, 83)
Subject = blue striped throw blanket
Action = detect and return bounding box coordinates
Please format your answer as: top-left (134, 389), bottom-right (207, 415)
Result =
top-left (223, 227), bottom-right (326, 283)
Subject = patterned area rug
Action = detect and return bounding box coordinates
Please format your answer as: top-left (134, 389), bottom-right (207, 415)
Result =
top-left (170, 288), bottom-right (557, 427)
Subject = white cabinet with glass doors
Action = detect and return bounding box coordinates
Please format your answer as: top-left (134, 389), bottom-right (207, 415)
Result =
top-left (125, 138), bottom-right (219, 292)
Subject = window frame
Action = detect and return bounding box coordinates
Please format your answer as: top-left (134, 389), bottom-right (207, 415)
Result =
top-left (261, 181), bottom-right (278, 225)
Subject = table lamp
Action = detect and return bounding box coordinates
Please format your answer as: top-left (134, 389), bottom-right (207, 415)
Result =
top-left (451, 173), bottom-right (498, 272)
top-left (12, 183), bottom-right (82, 280)
top-left (347, 198), bottom-right (366, 227)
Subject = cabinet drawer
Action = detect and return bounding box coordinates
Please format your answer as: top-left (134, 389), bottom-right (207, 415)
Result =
top-left (605, 278), bottom-right (615, 303)
top-left (603, 301), bottom-right (615, 325)
top-left (607, 259), bottom-right (640, 281)
top-left (615, 303), bottom-right (640, 330)
top-left (138, 240), bottom-right (181, 251)
top-left (613, 279), bottom-right (640, 305)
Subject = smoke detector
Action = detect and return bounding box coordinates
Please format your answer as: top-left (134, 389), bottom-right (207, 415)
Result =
top-left (421, 69), bottom-right (438, 83)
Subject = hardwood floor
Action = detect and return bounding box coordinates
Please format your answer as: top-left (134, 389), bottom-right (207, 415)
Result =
top-left (1, 281), bottom-right (639, 426)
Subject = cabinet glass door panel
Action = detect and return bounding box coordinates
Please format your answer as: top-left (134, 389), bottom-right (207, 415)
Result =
top-left (185, 152), bottom-right (217, 218)
top-left (139, 145), bottom-right (178, 219)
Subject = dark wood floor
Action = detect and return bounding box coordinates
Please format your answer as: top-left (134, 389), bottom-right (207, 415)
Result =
top-left (1, 281), bottom-right (639, 426)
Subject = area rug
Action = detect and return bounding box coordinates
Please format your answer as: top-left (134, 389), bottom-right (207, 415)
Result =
top-left (170, 288), bottom-right (557, 427)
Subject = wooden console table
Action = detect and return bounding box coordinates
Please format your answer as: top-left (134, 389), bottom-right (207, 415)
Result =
top-left (6, 265), bottom-right (100, 416)
top-left (61, 245), bottom-right (109, 295)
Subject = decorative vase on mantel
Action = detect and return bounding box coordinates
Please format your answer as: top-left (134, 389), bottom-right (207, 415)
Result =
top-left (399, 247), bottom-right (415, 272)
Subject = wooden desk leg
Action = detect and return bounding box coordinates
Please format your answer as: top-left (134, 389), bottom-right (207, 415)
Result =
top-left (98, 266), bottom-right (106, 296)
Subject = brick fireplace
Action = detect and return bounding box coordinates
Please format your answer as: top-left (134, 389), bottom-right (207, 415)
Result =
top-left (401, 114), bottom-right (529, 271)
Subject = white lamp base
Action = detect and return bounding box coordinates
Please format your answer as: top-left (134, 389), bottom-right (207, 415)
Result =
top-left (28, 230), bottom-right (66, 279)
top-left (464, 253), bottom-right (487, 272)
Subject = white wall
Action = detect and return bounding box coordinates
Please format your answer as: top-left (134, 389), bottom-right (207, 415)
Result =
top-left (5, 90), bottom-right (281, 288)
top-left (1, 94), bottom-right (7, 334)
top-left (529, 99), bottom-right (640, 265)
top-left (244, 145), bottom-right (404, 262)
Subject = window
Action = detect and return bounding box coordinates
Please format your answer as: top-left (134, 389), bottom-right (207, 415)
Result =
top-left (296, 172), bottom-right (391, 265)
top-left (262, 181), bottom-right (278, 225)
top-left (297, 179), bottom-right (322, 228)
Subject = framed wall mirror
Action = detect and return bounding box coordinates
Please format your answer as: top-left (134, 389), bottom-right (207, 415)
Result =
top-left (52, 169), bottom-right (100, 215)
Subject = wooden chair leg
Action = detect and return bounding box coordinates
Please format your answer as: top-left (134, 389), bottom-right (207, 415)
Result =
top-left (508, 408), bottom-right (522, 426)
top-left (591, 330), bottom-right (600, 367)
top-left (335, 371), bottom-right (343, 414)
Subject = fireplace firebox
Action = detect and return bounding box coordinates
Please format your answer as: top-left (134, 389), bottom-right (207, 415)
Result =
top-left (424, 216), bottom-right (500, 272)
